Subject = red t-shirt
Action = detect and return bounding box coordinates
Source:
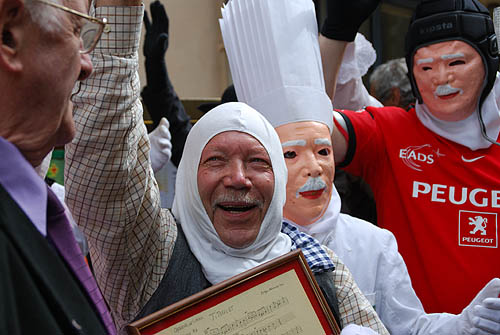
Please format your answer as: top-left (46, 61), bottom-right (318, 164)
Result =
top-left (339, 106), bottom-right (500, 314)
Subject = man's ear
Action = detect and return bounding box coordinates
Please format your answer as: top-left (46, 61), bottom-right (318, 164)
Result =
top-left (0, 0), bottom-right (25, 72)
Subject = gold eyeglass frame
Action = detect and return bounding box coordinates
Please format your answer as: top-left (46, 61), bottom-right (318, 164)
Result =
top-left (34, 0), bottom-right (108, 53)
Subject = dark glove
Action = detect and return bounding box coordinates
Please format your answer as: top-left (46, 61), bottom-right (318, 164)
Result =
top-left (143, 1), bottom-right (169, 92)
top-left (141, 1), bottom-right (191, 167)
top-left (321, 0), bottom-right (382, 42)
top-left (143, 0), bottom-right (169, 60)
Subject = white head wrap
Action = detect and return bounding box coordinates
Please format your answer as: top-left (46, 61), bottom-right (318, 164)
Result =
top-left (219, 0), bottom-right (333, 132)
top-left (172, 102), bottom-right (292, 284)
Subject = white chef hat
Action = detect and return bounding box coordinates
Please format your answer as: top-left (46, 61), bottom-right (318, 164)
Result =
top-left (219, 0), bottom-right (333, 132)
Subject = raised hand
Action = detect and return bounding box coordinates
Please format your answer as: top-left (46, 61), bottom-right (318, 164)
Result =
top-left (149, 118), bottom-right (172, 173)
top-left (458, 278), bottom-right (500, 335)
top-left (321, 0), bottom-right (382, 42)
top-left (143, 0), bottom-right (169, 60)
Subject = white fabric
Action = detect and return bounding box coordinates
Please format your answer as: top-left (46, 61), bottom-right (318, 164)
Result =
top-left (34, 149), bottom-right (53, 179)
top-left (341, 324), bottom-right (380, 335)
top-left (337, 33), bottom-right (377, 85)
top-left (172, 102), bottom-right (291, 284)
top-left (413, 278), bottom-right (500, 335)
top-left (148, 117), bottom-right (172, 173)
top-left (333, 34), bottom-right (382, 110)
top-left (333, 76), bottom-right (383, 111)
top-left (286, 189), bottom-right (432, 335)
top-left (219, 0), bottom-right (333, 132)
top-left (415, 74), bottom-right (500, 151)
top-left (453, 278), bottom-right (500, 335)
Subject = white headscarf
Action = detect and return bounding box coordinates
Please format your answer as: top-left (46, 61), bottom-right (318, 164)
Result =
top-left (172, 102), bottom-right (292, 284)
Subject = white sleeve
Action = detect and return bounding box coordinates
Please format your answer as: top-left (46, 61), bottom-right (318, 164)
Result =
top-left (332, 33), bottom-right (383, 110)
top-left (333, 77), bottom-right (383, 110)
top-left (374, 229), bottom-right (427, 334)
top-left (324, 247), bottom-right (389, 334)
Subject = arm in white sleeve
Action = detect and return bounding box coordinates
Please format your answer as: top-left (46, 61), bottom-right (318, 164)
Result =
top-left (341, 324), bottom-right (380, 335)
top-left (333, 76), bottom-right (383, 110)
top-left (332, 33), bottom-right (383, 110)
top-left (373, 227), bottom-right (426, 334)
top-left (412, 278), bottom-right (500, 335)
top-left (327, 216), bottom-right (426, 334)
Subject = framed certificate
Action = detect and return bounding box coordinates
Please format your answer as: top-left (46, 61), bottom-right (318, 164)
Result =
top-left (126, 249), bottom-right (340, 335)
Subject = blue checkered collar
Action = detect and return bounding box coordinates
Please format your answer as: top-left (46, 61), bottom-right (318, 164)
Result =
top-left (281, 221), bottom-right (335, 273)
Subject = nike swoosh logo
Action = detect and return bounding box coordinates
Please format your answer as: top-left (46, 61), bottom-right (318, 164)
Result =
top-left (461, 155), bottom-right (485, 163)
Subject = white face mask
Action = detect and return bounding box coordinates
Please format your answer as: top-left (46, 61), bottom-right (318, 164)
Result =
top-left (34, 150), bottom-right (53, 179)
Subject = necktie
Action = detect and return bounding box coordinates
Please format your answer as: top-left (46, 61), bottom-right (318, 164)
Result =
top-left (46, 188), bottom-right (116, 335)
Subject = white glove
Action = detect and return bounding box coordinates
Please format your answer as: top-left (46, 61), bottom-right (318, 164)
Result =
top-left (341, 324), bottom-right (379, 335)
top-left (458, 278), bottom-right (500, 335)
top-left (149, 117), bottom-right (172, 173)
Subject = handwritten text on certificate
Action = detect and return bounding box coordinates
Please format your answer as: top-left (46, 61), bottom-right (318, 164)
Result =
top-left (156, 269), bottom-right (324, 335)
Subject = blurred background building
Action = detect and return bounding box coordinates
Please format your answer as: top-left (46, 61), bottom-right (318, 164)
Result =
top-left (48, 0), bottom-right (500, 188)
top-left (138, 0), bottom-right (500, 121)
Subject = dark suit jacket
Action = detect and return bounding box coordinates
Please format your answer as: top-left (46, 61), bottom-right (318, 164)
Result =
top-left (0, 184), bottom-right (107, 334)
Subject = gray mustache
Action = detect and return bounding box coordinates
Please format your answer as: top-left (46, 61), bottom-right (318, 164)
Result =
top-left (212, 192), bottom-right (263, 209)
top-left (434, 84), bottom-right (462, 97)
top-left (295, 177), bottom-right (327, 198)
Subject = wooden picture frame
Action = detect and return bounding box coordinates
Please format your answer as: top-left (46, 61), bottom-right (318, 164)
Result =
top-left (126, 249), bottom-right (340, 335)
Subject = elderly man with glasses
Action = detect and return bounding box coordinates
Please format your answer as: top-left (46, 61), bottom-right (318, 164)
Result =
top-left (0, 0), bottom-right (113, 333)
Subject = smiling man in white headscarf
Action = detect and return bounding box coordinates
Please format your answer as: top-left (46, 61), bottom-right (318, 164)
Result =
top-left (170, 102), bottom-right (388, 334)
top-left (172, 102), bottom-right (290, 284)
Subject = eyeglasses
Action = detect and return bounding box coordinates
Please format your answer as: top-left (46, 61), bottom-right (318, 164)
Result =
top-left (35, 0), bottom-right (107, 54)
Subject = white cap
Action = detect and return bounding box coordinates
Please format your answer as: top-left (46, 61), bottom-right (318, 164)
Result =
top-left (219, 0), bottom-right (333, 132)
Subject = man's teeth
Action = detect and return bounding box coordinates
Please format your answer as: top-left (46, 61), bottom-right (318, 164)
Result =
top-left (218, 204), bottom-right (255, 212)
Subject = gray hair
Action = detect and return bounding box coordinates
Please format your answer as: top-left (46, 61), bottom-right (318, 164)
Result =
top-left (24, 0), bottom-right (65, 34)
top-left (369, 58), bottom-right (414, 108)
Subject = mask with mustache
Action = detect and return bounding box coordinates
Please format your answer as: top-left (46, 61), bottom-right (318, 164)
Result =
top-left (434, 84), bottom-right (463, 98)
top-left (296, 176), bottom-right (327, 198)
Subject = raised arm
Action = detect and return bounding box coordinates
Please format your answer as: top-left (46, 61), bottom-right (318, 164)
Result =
top-left (141, 0), bottom-right (192, 168)
top-left (332, 33), bottom-right (384, 111)
top-left (320, 36), bottom-right (348, 101)
top-left (65, 0), bottom-right (177, 331)
top-left (319, 0), bottom-right (381, 164)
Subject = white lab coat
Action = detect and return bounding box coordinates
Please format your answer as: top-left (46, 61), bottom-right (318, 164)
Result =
top-left (325, 213), bottom-right (425, 334)
top-left (287, 190), bottom-right (427, 334)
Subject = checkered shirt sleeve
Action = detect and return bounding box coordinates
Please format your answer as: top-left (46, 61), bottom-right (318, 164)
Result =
top-left (281, 221), bottom-right (335, 273)
top-left (64, 5), bottom-right (177, 333)
top-left (324, 247), bottom-right (389, 334)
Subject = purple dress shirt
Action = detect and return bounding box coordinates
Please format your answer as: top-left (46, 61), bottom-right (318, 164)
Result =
top-left (0, 137), bottom-right (116, 335)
